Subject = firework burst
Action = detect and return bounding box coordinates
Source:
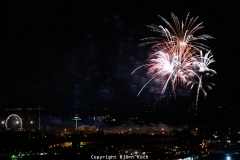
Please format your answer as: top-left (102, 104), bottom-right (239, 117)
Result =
top-left (141, 13), bottom-right (213, 53)
top-left (133, 13), bottom-right (216, 108)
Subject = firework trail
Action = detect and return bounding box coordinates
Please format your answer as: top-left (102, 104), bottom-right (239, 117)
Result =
top-left (195, 50), bottom-right (216, 108)
top-left (132, 13), bottom-right (216, 108)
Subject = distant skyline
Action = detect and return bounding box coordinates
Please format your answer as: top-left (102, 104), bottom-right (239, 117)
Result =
top-left (0, 1), bottom-right (239, 124)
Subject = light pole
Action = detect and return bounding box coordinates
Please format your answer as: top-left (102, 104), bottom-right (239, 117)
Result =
top-left (72, 115), bottom-right (81, 131)
top-left (1, 120), bottom-right (4, 129)
top-left (30, 121), bottom-right (33, 129)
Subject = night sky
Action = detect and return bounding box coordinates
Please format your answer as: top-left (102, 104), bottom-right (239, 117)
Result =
top-left (0, 1), bottom-right (239, 124)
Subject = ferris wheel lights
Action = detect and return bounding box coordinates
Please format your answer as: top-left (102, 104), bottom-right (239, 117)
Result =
top-left (5, 114), bottom-right (22, 130)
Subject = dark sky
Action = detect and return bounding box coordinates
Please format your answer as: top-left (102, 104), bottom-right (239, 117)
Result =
top-left (0, 1), bottom-right (239, 122)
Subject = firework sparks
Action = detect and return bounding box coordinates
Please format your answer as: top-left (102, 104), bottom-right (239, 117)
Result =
top-left (141, 13), bottom-right (213, 53)
top-left (133, 13), bottom-right (216, 107)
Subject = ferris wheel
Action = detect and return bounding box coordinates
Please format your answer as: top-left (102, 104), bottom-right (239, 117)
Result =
top-left (5, 114), bottom-right (23, 130)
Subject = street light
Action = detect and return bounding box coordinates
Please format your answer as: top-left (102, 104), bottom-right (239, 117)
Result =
top-left (11, 155), bottom-right (16, 160)
top-left (72, 115), bottom-right (81, 131)
top-left (1, 121), bottom-right (4, 129)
